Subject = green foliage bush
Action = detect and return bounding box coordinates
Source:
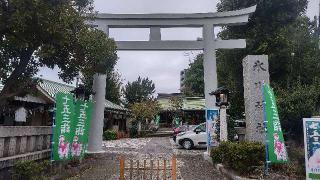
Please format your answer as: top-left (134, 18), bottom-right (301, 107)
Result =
top-left (129, 121), bottom-right (139, 138)
top-left (277, 81), bottom-right (320, 141)
top-left (13, 160), bottom-right (50, 180)
top-left (103, 130), bottom-right (117, 140)
top-left (211, 141), bottom-right (265, 175)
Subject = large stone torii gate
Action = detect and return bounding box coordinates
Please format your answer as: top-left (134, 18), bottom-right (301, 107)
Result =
top-left (87, 5), bottom-right (257, 153)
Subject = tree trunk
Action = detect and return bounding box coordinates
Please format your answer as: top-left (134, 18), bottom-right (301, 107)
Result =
top-left (0, 49), bottom-right (34, 103)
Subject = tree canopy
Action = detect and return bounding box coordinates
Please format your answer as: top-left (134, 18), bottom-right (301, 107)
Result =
top-left (129, 100), bottom-right (160, 123)
top-left (169, 96), bottom-right (184, 119)
top-left (183, 0), bottom-right (319, 140)
top-left (182, 54), bottom-right (204, 97)
top-left (122, 76), bottom-right (156, 106)
top-left (0, 0), bottom-right (117, 102)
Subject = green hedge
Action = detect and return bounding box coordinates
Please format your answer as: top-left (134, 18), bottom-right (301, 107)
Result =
top-left (129, 121), bottom-right (139, 138)
top-left (211, 141), bottom-right (265, 175)
top-left (13, 160), bottom-right (50, 180)
top-left (103, 130), bottom-right (117, 140)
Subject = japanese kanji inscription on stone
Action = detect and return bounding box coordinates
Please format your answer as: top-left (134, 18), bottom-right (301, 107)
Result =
top-left (243, 55), bottom-right (270, 143)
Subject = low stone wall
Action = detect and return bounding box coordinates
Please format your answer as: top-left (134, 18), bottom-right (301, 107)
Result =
top-left (0, 126), bottom-right (52, 169)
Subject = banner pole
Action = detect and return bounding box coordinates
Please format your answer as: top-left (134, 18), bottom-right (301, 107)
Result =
top-left (261, 83), bottom-right (269, 175)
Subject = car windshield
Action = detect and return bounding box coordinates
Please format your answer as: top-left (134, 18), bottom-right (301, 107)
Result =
top-left (195, 123), bottom-right (206, 132)
top-left (178, 125), bottom-right (197, 132)
top-left (188, 125), bottom-right (198, 131)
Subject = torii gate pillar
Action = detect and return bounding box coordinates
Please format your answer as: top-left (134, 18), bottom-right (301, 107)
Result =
top-left (203, 24), bottom-right (217, 109)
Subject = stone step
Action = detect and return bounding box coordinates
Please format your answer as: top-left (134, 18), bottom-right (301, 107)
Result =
top-left (158, 128), bottom-right (173, 131)
top-left (146, 131), bottom-right (173, 137)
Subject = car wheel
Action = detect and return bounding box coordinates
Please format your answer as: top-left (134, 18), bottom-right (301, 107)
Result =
top-left (182, 139), bottom-right (193, 150)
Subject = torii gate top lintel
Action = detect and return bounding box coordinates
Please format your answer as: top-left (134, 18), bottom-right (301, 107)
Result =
top-left (92, 5), bottom-right (256, 51)
top-left (95, 5), bottom-right (256, 27)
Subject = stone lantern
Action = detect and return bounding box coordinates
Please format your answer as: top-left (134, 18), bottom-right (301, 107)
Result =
top-left (210, 87), bottom-right (230, 142)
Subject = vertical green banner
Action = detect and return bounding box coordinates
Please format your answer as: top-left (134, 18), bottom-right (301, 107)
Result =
top-left (52, 93), bottom-right (75, 161)
top-left (263, 84), bottom-right (288, 163)
top-left (70, 100), bottom-right (93, 159)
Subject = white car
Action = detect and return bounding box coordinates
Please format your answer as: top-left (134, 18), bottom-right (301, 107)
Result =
top-left (175, 123), bottom-right (207, 150)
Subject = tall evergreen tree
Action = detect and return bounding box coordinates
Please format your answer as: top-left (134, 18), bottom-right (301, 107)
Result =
top-left (182, 54), bottom-right (204, 97)
top-left (122, 76), bottom-right (155, 106)
top-left (183, 0), bottom-right (319, 140)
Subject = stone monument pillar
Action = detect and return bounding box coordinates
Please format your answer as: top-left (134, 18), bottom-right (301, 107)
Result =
top-left (243, 55), bottom-right (269, 143)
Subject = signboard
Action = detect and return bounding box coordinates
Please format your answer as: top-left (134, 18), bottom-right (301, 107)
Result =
top-left (206, 109), bottom-right (219, 147)
top-left (263, 84), bottom-right (288, 163)
top-left (70, 100), bottom-right (93, 158)
top-left (303, 118), bottom-right (320, 179)
top-left (52, 93), bottom-right (75, 161)
top-left (52, 93), bottom-right (93, 161)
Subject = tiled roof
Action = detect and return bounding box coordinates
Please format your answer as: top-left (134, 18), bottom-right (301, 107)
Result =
top-left (158, 97), bottom-right (205, 111)
top-left (105, 100), bottom-right (128, 111)
top-left (183, 97), bottom-right (205, 110)
top-left (37, 79), bottom-right (128, 112)
top-left (0, 78), bottom-right (128, 112)
top-left (38, 79), bottom-right (75, 99)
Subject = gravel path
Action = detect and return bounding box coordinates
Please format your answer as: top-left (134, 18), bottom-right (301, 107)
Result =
top-left (69, 137), bottom-right (224, 180)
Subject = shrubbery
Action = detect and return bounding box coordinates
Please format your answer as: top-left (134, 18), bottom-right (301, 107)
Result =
top-left (117, 131), bottom-right (129, 139)
top-left (103, 130), bottom-right (117, 140)
top-left (211, 141), bottom-right (265, 175)
top-left (13, 160), bottom-right (50, 180)
top-left (129, 122), bottom-right (139, 138)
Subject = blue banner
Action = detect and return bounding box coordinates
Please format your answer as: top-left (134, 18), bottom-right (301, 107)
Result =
top-left (206, 109), bottom-right (219, 147)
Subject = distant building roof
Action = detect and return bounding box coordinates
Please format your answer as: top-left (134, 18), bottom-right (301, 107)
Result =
top-left (157, 93), bottom-right (183, 99)
top-left (157, 96), bottom-right (205, 111)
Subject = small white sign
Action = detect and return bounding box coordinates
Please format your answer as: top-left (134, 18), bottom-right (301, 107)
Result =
top-left (15, 107), bottom-right (27, 122)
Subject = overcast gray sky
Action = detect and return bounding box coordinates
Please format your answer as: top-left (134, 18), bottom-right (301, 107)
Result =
top-left (38, 0), bottom-right (320, 94)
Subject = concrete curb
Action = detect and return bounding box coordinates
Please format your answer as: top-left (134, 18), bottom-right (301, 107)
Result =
top-left (215, 164), bottom-right (254, 180)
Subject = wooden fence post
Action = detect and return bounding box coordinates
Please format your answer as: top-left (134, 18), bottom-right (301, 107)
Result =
top-left (171, 156), bottom-right (176, 180)
top-left (120, 156), bottom-right (125, 180)
top-left (150, 160), bottom-right (154, 179)
top-left (163, 159), bottom-right (166, 180)
top-left (130, 159), bottom-right (133, 180)
top-left (143, 159), bottom-right (146, 179)
top-left (157, 160), bottom-right (160, 180)
top-left (137, 160), bottom-right (140, 178)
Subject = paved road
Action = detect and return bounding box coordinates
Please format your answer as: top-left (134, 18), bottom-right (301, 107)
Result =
top-left (69, 137), bottom-right (224, 180)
